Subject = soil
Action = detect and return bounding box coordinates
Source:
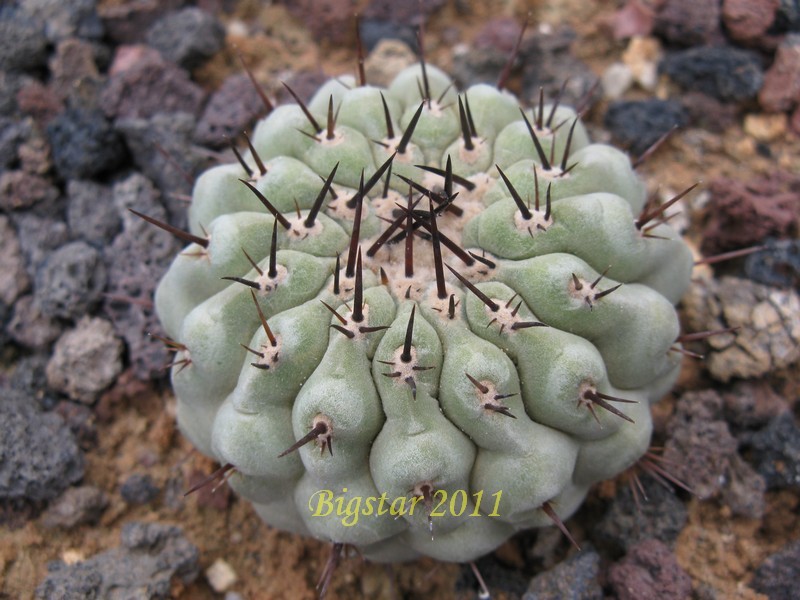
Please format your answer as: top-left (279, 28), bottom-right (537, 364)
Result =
top-left (2, 1), bottom-right (799, 599)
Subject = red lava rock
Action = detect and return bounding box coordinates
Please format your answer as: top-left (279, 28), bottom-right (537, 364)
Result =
top-left (792, 105), bottom-right (800, 134)
top-left (100, 47), bottom-right (205, 120)
top-left (759, 34), bottom-right (800, 113)
top-left (722, 0), bottom-right (781, 48)
top-left (186, 469), bottom-right (231, 511)
top-left (285, 0), bottom-right (356, 44)
top-left (701, 173), bottom-right (800, 255)
top-left (654, 0), bottom-right (724, 47)
top-left (662, 388), bottom-right (769, 518)
top-left (664, 390), bottom-right (738, 500)
top-left (49, 38), bottom-right (101, 102)
top-left (276, 71), bottom-right (329, 107)
top-left (608, 539), bottom-right (693, 600)
top-left (723, 380), bottom-right (790, 430)
top-left (607, 0), bottom-right (662, 40)
top-left (16, 81), bottom-right (64, 126)
top-left (473, 18), bottom-right (523, 54)
top-left (194, 73), bottom-right (266, 148)
top-left (108, 45), bottom-right (161, 77)
top-left (0, 170), bottom-right (59, 211)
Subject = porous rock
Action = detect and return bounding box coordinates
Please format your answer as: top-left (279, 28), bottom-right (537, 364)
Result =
top-left (35, 521), bottom-right (200, 599)
top-left (759, 34), bottom-right (800, 113)
top-left (523, 547), bottom-right (603, 600)
top-left (682, 276), bottom-right (800, 381)
top-left (664, 389), bottom-right (767, 518)
top-left (145, 7), bottom-right (225, 70)
top-left (194, 73), bottom-right (266, 148)
top-left (608, 539), bottom-right (692, 600)
top-left (100, 47), bottom-right (205, 120)
top-left (750, 539), bottom-right (800, 599)
top-left (660, 47), bottom-right (764, 102)
top-left (0, 388), bottom-right (84, 502)
top-left (35, 240), bottom-right (107, 320)
top-left (46, 108), bottom-right (127, 179)
top-left (46, 316), bottom-right (123, 404)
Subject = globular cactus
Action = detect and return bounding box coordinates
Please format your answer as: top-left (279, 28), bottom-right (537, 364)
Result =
top-left (149, 59), bottom-right (694, 565)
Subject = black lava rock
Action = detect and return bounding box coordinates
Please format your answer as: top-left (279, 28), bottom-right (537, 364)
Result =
top-left (593, 476), bottom-right (688, 554)
top-left (660, 47), bottom-right (764, 102)
top-left (604, 99), bottom-right (688, 156)
top-left (145, 8), bottom-right (225, 70)
top-left (0, 388), bottom-right (85, 502)
top-left (0, 8), bottom-right (48, 72)
top-left (775, 0), bottom-right (800, 33)
top-left (35, 240), bottom-right (107, 320)
top-left (120, 473), bottom-right (160, 505)
top-left (46, 108), bottom-right (127, 179)
top-left (743, 413), bottom-right (800, 490)
top-left (744, 238), bottom-right (800, 288)
top-left (751, 539), bottom-right (800, 600)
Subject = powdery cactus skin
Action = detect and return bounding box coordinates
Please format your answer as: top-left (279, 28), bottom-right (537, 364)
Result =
top-left (154, 63), bottom-right (693, 563)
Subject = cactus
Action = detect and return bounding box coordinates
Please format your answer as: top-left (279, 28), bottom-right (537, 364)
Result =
top-left (149, 60), bottom-right (694, 566)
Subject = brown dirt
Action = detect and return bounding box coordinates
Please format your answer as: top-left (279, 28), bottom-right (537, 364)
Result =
top-left (3, 1), bottom-right (799, 599)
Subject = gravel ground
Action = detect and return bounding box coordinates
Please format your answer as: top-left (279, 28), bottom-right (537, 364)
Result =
top-left (1, 1), bottom-right (799, 599)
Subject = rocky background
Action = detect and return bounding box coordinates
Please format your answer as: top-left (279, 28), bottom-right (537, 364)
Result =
top-left (0, 0), bottom-right (799, 598)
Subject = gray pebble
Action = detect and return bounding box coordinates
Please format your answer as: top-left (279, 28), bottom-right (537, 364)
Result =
top-left (42, 485), bottom-right (109, 529)
top-left (46, 316), bottom-right (123, 403)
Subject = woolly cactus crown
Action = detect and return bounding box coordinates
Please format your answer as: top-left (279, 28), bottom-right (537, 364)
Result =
top-left (152, 60), bottom-right (693, 564)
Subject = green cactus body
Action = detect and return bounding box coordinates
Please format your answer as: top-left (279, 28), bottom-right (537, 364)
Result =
top-left (155, 63), bottom-right (693, 563)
